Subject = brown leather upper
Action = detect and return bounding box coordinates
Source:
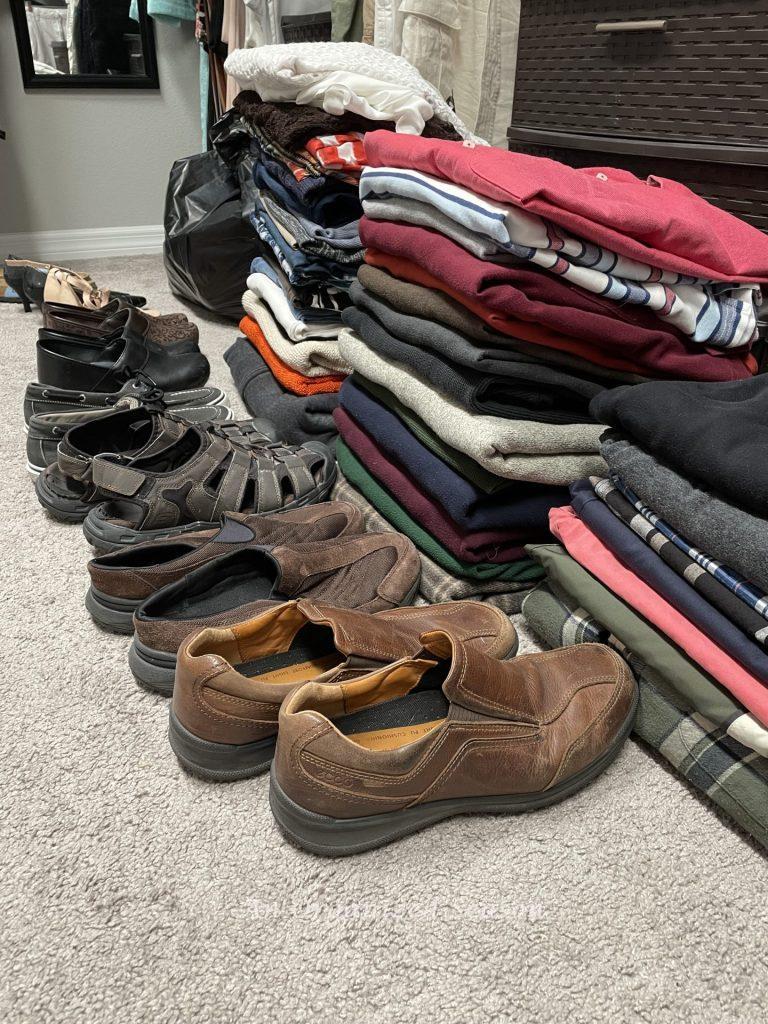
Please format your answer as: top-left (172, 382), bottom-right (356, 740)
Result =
top-left (133, 532), bottom-right (422, 654)
top-left (172, 600), bottom-right (519, 746)
top-left (273, 637), bottom-right (636, 819)
top-left (88, 502), bottom-right (365, 602)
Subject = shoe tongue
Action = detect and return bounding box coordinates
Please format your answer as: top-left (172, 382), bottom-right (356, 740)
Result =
top-left (295, 599), bottom-right (413, 663)
top-left (420, 631), bottom-right (539, 723)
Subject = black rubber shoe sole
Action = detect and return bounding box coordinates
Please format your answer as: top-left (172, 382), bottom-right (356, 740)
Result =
top-left (268, 682), bottom-right (639, 857)
top-left (35, 471), bottom-right (95, 523)
top-left (85, 586), bottom-right (140, 634)
top-left (128, 637), bottom-right (177, 696)
top-left (169, 710), bottom-right (276, 781)
top-left (83, 509), bottom-right (221, 554)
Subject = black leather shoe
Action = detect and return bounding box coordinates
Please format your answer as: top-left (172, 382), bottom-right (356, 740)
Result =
top-left (26, 401), bottom-right (232, 475)
top-left (37, 315), bottom-right (210, 392)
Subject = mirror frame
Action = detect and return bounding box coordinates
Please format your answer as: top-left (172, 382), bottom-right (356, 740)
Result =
top-left (10, 0), bottom-right (159, 90)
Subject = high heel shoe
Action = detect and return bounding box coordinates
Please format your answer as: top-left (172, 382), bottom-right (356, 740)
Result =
top-left (3, 256), bottom-right (147, 311)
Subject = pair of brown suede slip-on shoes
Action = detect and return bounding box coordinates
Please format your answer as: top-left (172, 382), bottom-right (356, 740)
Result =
top-left (85, 502), bottom-right (422, 696)
top-left (170, 599), bottom-right (638, 857)
top-left (86, 502), bottom-right (365, 633)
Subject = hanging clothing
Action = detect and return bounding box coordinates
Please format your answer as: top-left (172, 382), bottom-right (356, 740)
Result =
top-left (26, 2), bottom-right (68, 69)
top-left (331, 0), bottom-right (363, 41)
top-left (373, 0), bottom-right (519, 146)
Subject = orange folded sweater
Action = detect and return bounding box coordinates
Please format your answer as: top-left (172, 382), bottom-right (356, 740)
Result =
top-left (240, 316), bottom-right (345, 396)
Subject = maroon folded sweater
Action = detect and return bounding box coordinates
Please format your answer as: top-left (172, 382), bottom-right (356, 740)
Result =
top-left (359, 218), bottom-right (755, 382)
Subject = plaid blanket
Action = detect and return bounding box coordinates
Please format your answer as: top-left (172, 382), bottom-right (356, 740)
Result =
top-left (523, 581), bottom-right (768, 851)
top-left (602, 475), bottom-right (768, 623)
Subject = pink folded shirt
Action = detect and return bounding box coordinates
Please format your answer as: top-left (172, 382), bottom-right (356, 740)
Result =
top-left (550, 505), bottom-right (768, 727)
top-left (364, 131), bottom-right (768, 284)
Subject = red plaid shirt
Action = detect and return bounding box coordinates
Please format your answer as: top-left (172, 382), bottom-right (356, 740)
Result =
top-left (299, 133), bottom-right (367, 183)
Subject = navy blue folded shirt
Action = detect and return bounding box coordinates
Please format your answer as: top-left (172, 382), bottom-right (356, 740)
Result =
top-left (341, 376), bottom-right (567, 532)
top-left (570, 478), bottom-right (768, 685)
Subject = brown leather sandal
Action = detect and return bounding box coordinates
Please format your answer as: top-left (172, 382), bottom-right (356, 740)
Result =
top-left (80, 413), bottom-right (336, 550)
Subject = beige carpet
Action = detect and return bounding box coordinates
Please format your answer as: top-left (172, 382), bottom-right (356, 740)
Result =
top-left (1, 255), bottom-right (766, 1023)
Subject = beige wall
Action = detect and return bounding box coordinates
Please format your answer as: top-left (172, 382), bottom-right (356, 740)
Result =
top-left (0, 7), bottom-right (202, 235)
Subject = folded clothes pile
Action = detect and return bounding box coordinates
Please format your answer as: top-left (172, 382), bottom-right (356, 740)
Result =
top-left (524, 373), bottom-right (768, 850)
top-left (332, 131), bottom-right (766, 609)
top-left (223, 49), bottom-right (472, 446)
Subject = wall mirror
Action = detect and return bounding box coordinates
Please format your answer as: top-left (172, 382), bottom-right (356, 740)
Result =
top-left (10, 0), bottom-right (159, 89)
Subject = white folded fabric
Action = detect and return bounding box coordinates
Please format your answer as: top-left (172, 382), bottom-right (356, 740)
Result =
top-left (224, 42), bottom-right (481, 141)
top-left (296, 72), bottom-right (433, 136)
top-left (242, 292), bottom-right (351, 376)
top-left (338, 328), bottom-right (606, 484)
top-left (245, 272), bottom-right (341, 342)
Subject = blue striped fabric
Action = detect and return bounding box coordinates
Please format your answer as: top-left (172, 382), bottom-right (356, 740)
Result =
top-left (609, 474), bottom-right (768, 619)
top-left (360, 166), bottom-right (759, 349)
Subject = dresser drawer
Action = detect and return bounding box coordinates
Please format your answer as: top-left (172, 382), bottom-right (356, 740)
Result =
top-left (512, 0), bottom-right (768, 148)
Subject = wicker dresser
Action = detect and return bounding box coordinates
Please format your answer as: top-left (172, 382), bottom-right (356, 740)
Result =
top-left (507, 1), bottom-right (768, 232)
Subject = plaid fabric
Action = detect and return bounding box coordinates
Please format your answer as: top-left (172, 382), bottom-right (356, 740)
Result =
top-left (605, 474), bottom-right (768, 621)
top-left (360, 167), bottom-right (759, 349)
top-left (251, 125), bottom-right (322, 183)
top-left (523, 581), bottom-right (768, 851)
top-left (593, 476), bottom-right (768, 647)
top-left (332, 474), bottom-right (532, 612)
top-left (299, 133), bottom-right (367, 183)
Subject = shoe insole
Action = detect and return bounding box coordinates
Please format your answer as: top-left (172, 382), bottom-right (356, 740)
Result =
top-left (133, 430), bottom-right (201, 473)
top-left (335, 688), bottom-right (449, 751)
top-left (168, 559), bottom-right (277, 618)
top-left (234, 623), bottom-right (343, 684)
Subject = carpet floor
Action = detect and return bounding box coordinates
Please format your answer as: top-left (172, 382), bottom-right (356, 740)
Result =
top-left (1, 255), bottom-right (765, 1023)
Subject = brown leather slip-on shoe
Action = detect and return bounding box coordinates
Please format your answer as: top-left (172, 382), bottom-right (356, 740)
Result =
top-left (269, 635), bottom-right (638, 856)
top-left (129, 533), bottom-right (423, 696)
top-left (169, 599), bottom-right (518, 781)
top-left (85, 503), bottom-right (364, 634)
top-left (42, 301), bottom-right (199, 346)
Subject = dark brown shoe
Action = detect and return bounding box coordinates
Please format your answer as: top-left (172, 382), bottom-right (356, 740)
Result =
top-left (42, 300), bottom-right (198, 345)
top-left (86, 503), bottom-right (365, 634)
top-left (81, 421), bottom-right (336, 550)
top-left (169, 599), bottom-right (518, 780)
top-left (129, 533), bottom-right (422, 695)
top-left (270, 637), bottom-right (637, 856)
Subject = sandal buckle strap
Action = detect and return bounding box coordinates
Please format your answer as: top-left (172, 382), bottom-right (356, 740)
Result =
top-left (91, 457), bottom-right (145, 497)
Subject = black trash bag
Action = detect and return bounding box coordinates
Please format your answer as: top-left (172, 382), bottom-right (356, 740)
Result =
top-left (209, 108), bottom-right (259, 224)
top-left (163, 148), bottom-right (263, 320)
top-left (209, 108), bottom-right (254, 169)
